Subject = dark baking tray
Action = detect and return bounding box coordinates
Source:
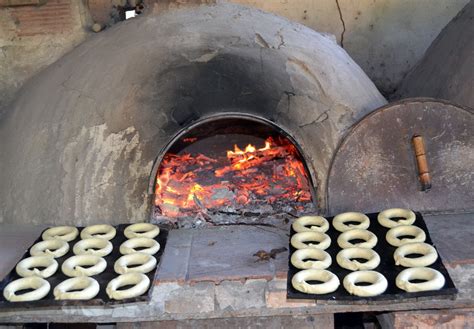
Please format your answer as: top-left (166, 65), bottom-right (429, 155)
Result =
top-left (287, 212), bottom-right (457, 301)
top-left (0, 224), bottom-right (168, 309)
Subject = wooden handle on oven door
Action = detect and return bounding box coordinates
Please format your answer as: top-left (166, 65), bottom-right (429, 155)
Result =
top-left (412, 135), bottom-right (431, 191)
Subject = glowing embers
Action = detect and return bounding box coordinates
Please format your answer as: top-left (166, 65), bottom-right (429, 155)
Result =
top-left (155, 136), bottom-right (312, 217)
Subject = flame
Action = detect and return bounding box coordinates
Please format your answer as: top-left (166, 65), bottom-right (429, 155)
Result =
top-left (155, 136), bottom-right (312, 217)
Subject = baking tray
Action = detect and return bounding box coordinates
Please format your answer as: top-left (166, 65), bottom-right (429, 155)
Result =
top-left (0, 224), bottom-right (168, 309)
top-left (287, 212), bottom-right (457, 301)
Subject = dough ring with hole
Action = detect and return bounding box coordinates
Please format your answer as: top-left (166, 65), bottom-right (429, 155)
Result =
top-left (80, 224), bottom-right (116, 240)
top-left (120, 238), bottom-right (160, 255)
top-left (336, 248), bottom-right (381, 271)
top-left (42, 226), bottom-right (79, 242)
top-left (343, 270), bottom-right (388, 297)
top-left (30, 239), bottom-right (69, 258)
top-left (337, 229), bottom-right (378, 249)
top-left (394, 242), bottom-right (438, 267)
top-left (378, 208), bottom-right (416, 228)
top-left (54, 277), bottom-right (100, 300)
top-left (396, 267), bottom-right (445, 292)
top-left (292, 216), bottom-right (329, 233)
top-left (3, 277), bottom-right (50, 302)
top-left (16, 256), bottom-right (58, 278)
top-left (114, 253), bottom-right (157, 274)
top-left (290, 232), bottom-right (331, 250)
top-left (333, 212), bottom-right (370, 232)
top-left (124, 223), bottom-right (160, 239)
top-left (73, 238), bottom-right (113, 257)
top-left (62, 255), bottom-right (107, 277)
top-left (291, 248), bottom-right (332, 270)
top-left (106, 273), bottom-right (150, 300)
top-left (291, 269), bottom-right (340, 294)
top-left (386, 225), bottom-right (426, 247)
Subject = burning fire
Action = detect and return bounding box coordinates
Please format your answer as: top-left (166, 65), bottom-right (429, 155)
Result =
top-left (155, 137), bottom-right (312, 217)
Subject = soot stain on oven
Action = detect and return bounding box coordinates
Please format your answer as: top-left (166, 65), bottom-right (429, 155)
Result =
top-left (150, 52), bottom-right (294, 129)
top-left (147, 52), bottom-right (317, 227)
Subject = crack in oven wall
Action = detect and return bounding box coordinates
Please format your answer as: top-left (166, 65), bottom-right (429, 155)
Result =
top-left (150, 115), bottom-right (317, 228)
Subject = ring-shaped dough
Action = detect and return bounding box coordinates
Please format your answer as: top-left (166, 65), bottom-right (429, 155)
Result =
top-left (337, 229), bottom-right (378, 249)
top-left (30, 239), bottom-right (69, 258)
top-left (54, 277), bottom-right (100, 300)
top-left (3, 277), bottom-right (50, 302)
top-left (336, 248), bottom-right (381, 271)
top-left (114, 253), bottom-right (157, 274)
top-left (333, 212), bottom-right (370, 232)
top-left (16, 256), bottom-right (58, 279)
top-left (62, 255), bottom-right (107, 277)
top-left (42, 226), bottom-right (79, 242)
top-left (120, 238), bottom-right (160, 255)
top-left (378, 208), bottom-right (416, 228)
top-left (343, 271), bottom-right (388, 297)
top-left (124, 223), bottom-right (160, 239)
top-left (292, 216), bottom-right (329, 233)
top-left (290, 232), bottom-right (331, 250)
top-left (291, 269), bottom-right (340, 294)
top-left (80, 224), bottom-right (116, 240)
top-left (386, 225), bottom-right (426, 247)
top-left (396, 267), bottom-right (445, 292)
top-left (290, 248), bottom-right (332, 270)
top-left (394, 242), bottom-right (438, 267)
top-left (73, 238), bottom-right (113, 257)
top-left (106, 273), bottom-right (150, 300)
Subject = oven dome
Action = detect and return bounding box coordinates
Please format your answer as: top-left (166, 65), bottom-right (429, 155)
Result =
top-left (0, 3), bottom-right (386, 226)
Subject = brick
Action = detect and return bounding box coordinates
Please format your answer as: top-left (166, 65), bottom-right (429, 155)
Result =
top-left (164, 282), bottom-right (215, 314)
top-left (265, 278), bottom-right (316, 308)
top-left (377, 309), bottom-right (474, 329)
top-left (215, 279), bottom-right (266, 311)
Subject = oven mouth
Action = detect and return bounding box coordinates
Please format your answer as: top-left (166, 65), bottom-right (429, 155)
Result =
top-left (148, 112), bottom-right (318, 226)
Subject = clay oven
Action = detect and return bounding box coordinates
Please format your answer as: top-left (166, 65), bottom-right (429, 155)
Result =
top-left (0, 3), bottom-right (386, 227)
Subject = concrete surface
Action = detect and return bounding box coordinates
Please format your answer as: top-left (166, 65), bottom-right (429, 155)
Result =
top-left (0, 3), bottom-right (385, 226)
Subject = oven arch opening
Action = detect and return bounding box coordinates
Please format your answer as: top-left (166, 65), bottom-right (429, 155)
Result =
top-left (148, 113), bottom-right (318, 228)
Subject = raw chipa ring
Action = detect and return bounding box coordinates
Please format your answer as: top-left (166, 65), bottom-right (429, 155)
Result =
top-left (30, 239), bottom-right (69, 258)
top-left (106, 273), bottom-right (150, 300)
top-left (386, 225), bottom-right (426, 247)
top-left (337, 229), bottom-right (378, 249)
top-left (377, 208), bottom-right (416, 228)
top-left (62, 255), bottom-right (107, 277)
top-left (73, 238), bottom-right (113, 257)
top-left (124, 223), bottom-right (160, 239)
top-left (114, 253), bottom-right (157, 274)
top-left (332, 212), bottom-right (370, 232)
top-left (292, 216), bottom-right (329, 233)
top-left (343, 270), bottom-right (388, 297)
top-left (394, 242), bottom-right (438, 267)
top-left (291, 269), bottom-right (340, 294)
top-left (336, 248), bottom-right (381, 271)
top-left (290, 232), bottom-right (331, 250)
top-left (16, 256), bottom-right (58, 279)
top-left (42, 226), bottom-right (79, 242)
top-left (120, 237), bottom-right (160, 255)
top-left (80, 224), bottom-right (116, 241)
top-left (290, 248), bottom-right (332, 270)
top-left (54, 277), bottom-right (100, 300)
top-left (396, 267), bottom-right (445, 292)
top-left (3, 277), bottom-right (50, 302)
